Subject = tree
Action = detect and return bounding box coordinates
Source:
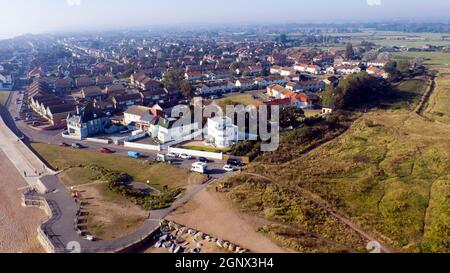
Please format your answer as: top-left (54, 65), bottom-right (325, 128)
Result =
top-left (180, 80), bottom-right (193, 98)
top-left (322, 72), bottom-right (392, 110)
top-left (162, 69), bottom-right (185, 89)
top-left (345, 43), bottom-right (355, 59)
top-left (279, 107), bottom-right (305, 129)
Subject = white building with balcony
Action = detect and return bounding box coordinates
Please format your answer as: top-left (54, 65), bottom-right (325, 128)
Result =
top-left (206, 116), bottom-right (239, 149)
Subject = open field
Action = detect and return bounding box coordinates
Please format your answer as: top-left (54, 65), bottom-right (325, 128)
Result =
top-left (424, 66), bottom-right (450, 123)
top-left (393, 52), bottom-right (450, 66)
top-left (0, 91), bottom-right (10, 106)
top-left (32, 143), bottom-right (195, 190)
top-left (242, 70), bottom-right (450, 252)
top-left (328, 30), bottom-right (450, 48)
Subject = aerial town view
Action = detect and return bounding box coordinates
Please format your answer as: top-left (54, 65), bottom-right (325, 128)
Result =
top-left (0, 0), bottom-right (448, 267)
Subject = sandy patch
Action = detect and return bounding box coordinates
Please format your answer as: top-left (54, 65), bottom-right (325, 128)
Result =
top-left (165, 186), bottom-right (288, 253)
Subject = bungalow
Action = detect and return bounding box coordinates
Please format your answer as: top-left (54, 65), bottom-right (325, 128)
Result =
top-left (82, 86), bottom-right (103, 101)
top-left (235, 78), bottom-right (257, 91)
top-left (54, 78), bottom-right (72, 95)
top-left (105, 84), bottom-right (127, 97)
top-left (140, 89), bottom-right (167, 105)
top-left (46, 104), bottom-right (76, 126)
top-left (96, 76), bottom-right (113, 88)
top-left (270, 65), bottom-right (282, 75)
top-left (112, 93), bottom-right (143, 111)
top-left (292, 80), bottom-right (325, 92)
top-left (75, 76), bottom-right (94, 88)
top-left (123, 105), bottom-right (152, 125)
top-left (335, 65), bottom-right (362, 75)
top-left (185, 71), bottom-right (203, 81)
top-left (255, 75), bottom-right (290, 88)
top-left (367, 66), bottom-right (389, 79)
top-left (267, 84), bottom-right (287, 98)
top-left (196, 81), bottom-right (234, 95)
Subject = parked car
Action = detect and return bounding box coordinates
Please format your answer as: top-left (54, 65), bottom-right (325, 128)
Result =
top-left (179, 154), bottom-right (193, 160)
top-left (167, 152), bottom-right (178, 158)
top-left (227, 158), bottom-right (242, 167)
top-left (14, 117), bottom-right (20, 121)
top-left (198, 157), bottom-right (209, 163)
top-left (99, 148), bottom-right (114, 153)
top-left (223, 165), bottom-right (235, 172)
top-left (72, 143), bottom-right (84, 149)
top-left (59, 142), bottom-right (70, 148)
top-left (127, 151), bottom-right (141, 159)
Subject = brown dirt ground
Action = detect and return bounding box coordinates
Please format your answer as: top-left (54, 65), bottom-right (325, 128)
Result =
top-left (0, 151), bottom-right (45, 253)
top-left (164, 186), bottom-right (289, 253)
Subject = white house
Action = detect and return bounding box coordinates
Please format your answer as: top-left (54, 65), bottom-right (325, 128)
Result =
top-left (156, 118), bottom-right (200, 144)
top-left (123, 105), bottom-right (152, 125)
top-left (335, 65), bottom-right (361, 75)
top-left (206, 116), bottom-right (238, 148)
top-left (235, 79), bottom-right (257, 91)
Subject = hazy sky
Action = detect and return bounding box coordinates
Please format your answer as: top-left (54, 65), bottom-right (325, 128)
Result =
top-left (1, 0), bottom-right (450, 38)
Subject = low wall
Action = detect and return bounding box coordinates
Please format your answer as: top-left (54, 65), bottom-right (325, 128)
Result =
top-left (86, 138), bottom-right (110, 145)
top-left (124, 141), bottom-right (161, 152)
top-left (62, 133), bottom-right (82, 140)
top-left (168, 147), bottom-right (223, 160)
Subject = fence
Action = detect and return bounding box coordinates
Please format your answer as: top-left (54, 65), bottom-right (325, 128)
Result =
top-left (86, 138), bottom-right (111, 145)
top-left (168, 147), bottom-right (223, 160)
top-left (124, 141), bottom-right (161, 151)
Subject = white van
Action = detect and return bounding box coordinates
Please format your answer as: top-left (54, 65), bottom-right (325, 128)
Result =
top-left (191, 162), bottom-right (208, 174)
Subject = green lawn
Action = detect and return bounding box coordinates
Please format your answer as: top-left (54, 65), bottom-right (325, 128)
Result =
top-left (0, 91), bottom-right (10, 106)
top-left (214, 94), bottom-right (258, 110)
top-left (32, 143), bottom-right (193, 190)
top-left (182, 145), bottom-right (229, 153)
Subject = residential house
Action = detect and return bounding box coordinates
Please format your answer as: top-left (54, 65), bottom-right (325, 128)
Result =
top-left (54, 78), bottom-right (72, 95)
top-left (96, 76), bottom-right (113, 88)
top-left (367, 66), bottom-right (389, 79)
top-left (235, 78), bottom-right (257, 91)
top-left (112, 93), bottom-right (143, 111)
top-left (206, 116), bottom-right (238, 148)
top-left (0, 74), bottom-right (13, 90)
top-left (123, 105), bottom-right (152, 125)
top-left (156, 117), bottom-right (199, 144)
top-left (75, 76), bottom-right (94, 88)
top-left (81, 86), bottom-right (103, 101)
top-left (66, 104), bottom-right (111, 140)
top-left (335, 65), bottom-right (362, 75)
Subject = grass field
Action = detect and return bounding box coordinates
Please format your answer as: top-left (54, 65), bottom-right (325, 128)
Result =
top-left (0, 91), bottom-right (10, 106)
top-left (233, 70), bottom-right (450, 252)
top-left (32, 143), bottom-right (193, 190)
top-left (393, 52), bottom-right (450, 66)
top-left (424, 66), bottom-right (450, 122)
top-left (182, 145), bottom-right (229, 153)
top-left (214, 94), bottom-right (257, 110)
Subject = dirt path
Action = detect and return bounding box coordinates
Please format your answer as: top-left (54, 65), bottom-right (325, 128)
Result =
top-left (0, 150), bottom-right (45, 253)
top-left (242, 172), bottom-right (392, 253)
top-left (165, 187), bottom-right (289, 253)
